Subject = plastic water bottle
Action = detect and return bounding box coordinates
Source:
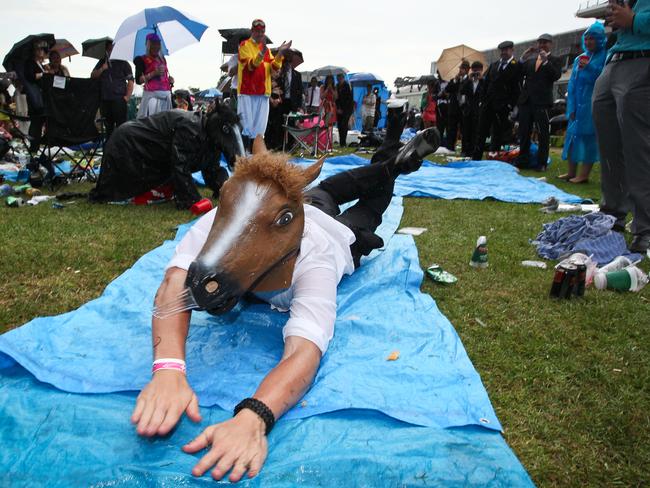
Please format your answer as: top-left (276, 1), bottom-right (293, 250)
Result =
top-left (470, 236), bottom-right (489, 268)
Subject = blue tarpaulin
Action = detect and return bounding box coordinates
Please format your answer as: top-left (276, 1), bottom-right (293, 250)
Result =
top-left (351, 79), bottom-right (389, 130)
top-left (194, 155), bottom-right (582, 204)
top-left (0, 197), bottom-right (533, 486)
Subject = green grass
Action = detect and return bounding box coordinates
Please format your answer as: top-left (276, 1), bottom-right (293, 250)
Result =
top-left (1, 150), bottom-right (649, 486)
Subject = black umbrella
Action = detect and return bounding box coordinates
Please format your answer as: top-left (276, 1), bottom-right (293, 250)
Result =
top-left (81, 37), bottom-right (113, 60)
top-left (218, 28), bottom-right (272, 55)
top-left (2, 33), bottom-right (56, 71)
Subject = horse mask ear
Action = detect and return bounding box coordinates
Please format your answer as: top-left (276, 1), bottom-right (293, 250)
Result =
top-left (301, 157), bottom-right (325, 189)
top-left (252, 135), bottom-right (267, 155)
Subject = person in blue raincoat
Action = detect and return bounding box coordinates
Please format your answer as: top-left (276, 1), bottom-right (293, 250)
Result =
top-left (559, 22), bottom-right (607, 184)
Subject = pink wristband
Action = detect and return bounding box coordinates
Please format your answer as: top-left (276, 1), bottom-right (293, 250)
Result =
top-left (152, 358), bottom-right (186, 375)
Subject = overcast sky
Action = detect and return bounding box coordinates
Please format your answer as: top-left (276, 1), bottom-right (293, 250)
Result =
top-left (3, 0), bottom-right (595, 92)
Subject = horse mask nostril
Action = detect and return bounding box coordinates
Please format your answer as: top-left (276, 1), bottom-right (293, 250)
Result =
top-left (205, 281), bottom-right (219, 294)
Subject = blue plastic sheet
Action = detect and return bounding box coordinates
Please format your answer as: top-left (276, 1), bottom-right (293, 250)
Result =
top-left (0, 364), bottom-right (533, 487)
top-left (0, 198), bottom-right (501, 431)
top-left (194, 155), bottom-right (583, 204)
top-left (299, 155), bottom-right (583, 204)
top-left (0, 197), bottom-right (534, 486)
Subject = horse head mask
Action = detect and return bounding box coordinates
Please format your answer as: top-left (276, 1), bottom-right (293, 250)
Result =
top-left (184, 138), bottom-right (324, 315)
top-left (206, 101), bottom-right (245, 168)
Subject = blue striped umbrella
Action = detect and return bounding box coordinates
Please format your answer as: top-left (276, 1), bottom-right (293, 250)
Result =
top-left (110, 6), bottom-right (208, 61)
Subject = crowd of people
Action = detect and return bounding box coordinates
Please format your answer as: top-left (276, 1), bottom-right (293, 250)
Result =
top-left (1, 4), bottom-right (649, 253)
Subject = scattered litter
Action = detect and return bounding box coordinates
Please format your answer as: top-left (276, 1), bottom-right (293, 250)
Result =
top-left (426, 264), bottom-right (458, 284)
top-left (594, 266), bottom-right (648, 293)
top-left (5, 196), bottom-right (24, 207)
top-left (74, 270), bottom-right (81, 274)
top-left (539, 197), bottom-right (599, 214)
top-left (397, 227), bottom-right (428, 236)
top-left (386, 351), bottom-right (400, 361)
top-left (521, 260), bottom-right (548, 269)
top-left (27, 195), bottom-right (55, 206)
top-left (536, 177), bottom-right (547, 182)
top-left (52, 202), bottom-right (65, 210)
top-left (613, 369), bottom-right (622, 373)
top-left (469, 236), bottom-right (489, 268)
top-left (474, 318), bottom-right (487, 328)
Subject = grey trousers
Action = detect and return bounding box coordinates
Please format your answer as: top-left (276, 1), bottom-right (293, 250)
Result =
top-left (593, 57), bottom-right (650, 236)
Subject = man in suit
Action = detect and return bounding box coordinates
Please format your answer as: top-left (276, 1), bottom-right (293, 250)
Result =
top-left (336, 73), bottom-right (354, 147)
top-left (444, 60), bottom-right (470, 151)
top-left (280, 51), bottom-right (304, 114)
top-left (459, 61), bottom-right (485, 157)
top-left (516, 33), bottom-right (562, 170)
top-left (471, 41), bottom-right (521, 160)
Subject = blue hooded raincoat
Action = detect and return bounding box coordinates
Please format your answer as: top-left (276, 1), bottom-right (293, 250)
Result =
top-left (562, 22), bottom-right (607, 164)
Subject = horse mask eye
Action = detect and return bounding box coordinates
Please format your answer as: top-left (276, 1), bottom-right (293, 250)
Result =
top-left (275, 211), bottom-right (294, 226)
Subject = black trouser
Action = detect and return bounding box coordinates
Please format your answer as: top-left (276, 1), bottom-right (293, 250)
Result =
top-left (306, 109), bottom-right (404, 267)
top-left (472, 105), bottom-right (510, 160)
top-left (101, 99), bottom-right (128, 140)
top-left (446, 108), bottom-right (461, 151)
top-left (517, 103), bottom-right (550, 168)
top-left (461, 109), bottom-right (479, 157)
top-left (28, 113), bottom-right (44, 153)
top-left (264, 103), bottom-right (284, 151)
top-left (437, 103), bottom-right (447, 143)
top-left (337, 110), bottom-right (353, 146)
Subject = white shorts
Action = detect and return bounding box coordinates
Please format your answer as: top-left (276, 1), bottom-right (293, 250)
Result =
top-left (237, 94), bottom-right (270, 138)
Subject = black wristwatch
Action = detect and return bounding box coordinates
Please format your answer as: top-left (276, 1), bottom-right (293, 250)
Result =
top-left (234, 398), bottom-right (276, 435)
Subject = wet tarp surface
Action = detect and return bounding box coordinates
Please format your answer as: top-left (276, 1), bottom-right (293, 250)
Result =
top-left (0, 197), bottom-right (533, 486)
top-left (194, 155), bottom-right (583, 204)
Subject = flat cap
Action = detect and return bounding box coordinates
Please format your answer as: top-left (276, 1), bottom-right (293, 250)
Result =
top-left (498, 40), bottom-right (514, 50)
top-left (537, 33), bottom-right (553, 42)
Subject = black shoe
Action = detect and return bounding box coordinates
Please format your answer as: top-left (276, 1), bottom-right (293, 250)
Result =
top-left (393, 128), bottom-right (441, 175)
top-left (612, 223), bottom-right (625, 233)
top-left (629, 234), bottom-right (650, 253)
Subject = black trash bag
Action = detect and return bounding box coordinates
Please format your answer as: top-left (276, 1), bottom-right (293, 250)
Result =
top-left (90, 105), bottom-right (241, 209)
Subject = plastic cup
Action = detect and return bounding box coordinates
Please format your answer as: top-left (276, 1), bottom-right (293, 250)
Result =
top-left (190, 198), bottom-right (213, 215)
top-left (594, 269), bottom-right (634, 291)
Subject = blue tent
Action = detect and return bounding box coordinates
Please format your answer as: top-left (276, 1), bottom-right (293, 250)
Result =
top-left (348, 73), bottom-right (389, 131)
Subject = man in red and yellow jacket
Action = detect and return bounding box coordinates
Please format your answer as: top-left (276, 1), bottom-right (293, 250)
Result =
top-left (237, 19), bottom-right (291, 148)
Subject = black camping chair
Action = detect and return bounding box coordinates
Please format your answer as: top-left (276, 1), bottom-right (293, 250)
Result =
top-left (36, 74), bottom-right (103, 186)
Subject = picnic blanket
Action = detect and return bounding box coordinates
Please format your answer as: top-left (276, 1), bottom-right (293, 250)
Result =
top-left (194, 154), bottom-right (583, 204)
top-left (0, 197), bottom-right (533, 486)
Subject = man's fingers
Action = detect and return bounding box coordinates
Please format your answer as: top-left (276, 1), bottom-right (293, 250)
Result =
top-left (183, 427), bottom-right (213, 453)
top-left (136, 399), bottom-right (156, 435)
top-left (191, 446), bottom-right (222, 478)
top-left (229, 462), bottom-right (248, 483)
top-left (212, 454), bottom-right (237, 481)
top-left (143, 405), bottom-right (166, 436)
top-left (131, 397), bottom-right (146, 424)
top-left (157, 406), bottom-right (183, 436)
top-left (185, 393), bottom-right (202, 422)
top-left (247, 453), bottom-right (265, 479)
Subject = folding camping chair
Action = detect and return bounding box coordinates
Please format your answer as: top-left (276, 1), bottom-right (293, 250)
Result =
top-left (36, 74), bottom-right (102, 186)
top-left (282, 112), bottom-right (323, 157)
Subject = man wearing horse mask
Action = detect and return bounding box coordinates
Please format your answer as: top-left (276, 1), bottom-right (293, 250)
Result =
top-left (89, 103), bottom-right (244, 208)
top-left (132, 106), bottom-right (441, 482)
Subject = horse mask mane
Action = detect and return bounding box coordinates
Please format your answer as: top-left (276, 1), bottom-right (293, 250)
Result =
top-left (185, 142), bottom-right (325, 314)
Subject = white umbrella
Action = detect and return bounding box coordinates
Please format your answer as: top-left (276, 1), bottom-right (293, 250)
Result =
top-left (110, 6), bottom-right (209, 61)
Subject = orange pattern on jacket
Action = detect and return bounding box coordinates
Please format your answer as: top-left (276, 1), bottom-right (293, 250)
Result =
top-left (237, 38), bottom-right (283, 96)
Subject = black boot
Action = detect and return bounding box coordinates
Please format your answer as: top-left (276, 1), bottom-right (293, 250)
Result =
top-left (392, 127), bottom-right (441, 175)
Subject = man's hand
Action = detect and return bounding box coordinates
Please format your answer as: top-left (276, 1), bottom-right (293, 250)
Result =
top-left (608, 3), bottom-right (635, 30)
top-left (183, 409), bottom-right (268, 482)
top-left (539, 50), bottom-right (549, 63)
top-left (131, 370), bottom-right (201, 436)
top-left (578, 57), bottom-right (589, 69)
top-left (277, 40), bottom-right (292, 56)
